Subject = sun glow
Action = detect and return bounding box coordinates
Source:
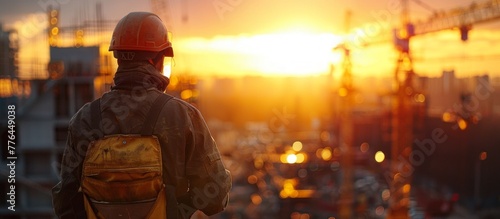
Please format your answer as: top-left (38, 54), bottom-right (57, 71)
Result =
top-left (177, 30), bottom-right (344, 77)
top-left (163, 57), bottom-right (173, 78)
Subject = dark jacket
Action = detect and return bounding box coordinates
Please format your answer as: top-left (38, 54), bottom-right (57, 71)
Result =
top-left (52, 63), bottom-right (231, 218)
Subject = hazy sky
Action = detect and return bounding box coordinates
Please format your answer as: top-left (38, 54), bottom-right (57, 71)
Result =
top-left (1, 0), bottom-right (499, 78)
top-left (1, 0), bottom-right (491, 36)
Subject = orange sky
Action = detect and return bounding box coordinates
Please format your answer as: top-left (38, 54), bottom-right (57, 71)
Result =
top-left (3, 0), bottom-right (500, 79)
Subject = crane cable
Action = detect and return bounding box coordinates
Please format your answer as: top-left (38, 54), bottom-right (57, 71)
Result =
top-left (411, 0), bottom-right (436, 13)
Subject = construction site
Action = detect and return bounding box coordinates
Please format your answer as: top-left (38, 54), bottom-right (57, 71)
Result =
top-left (1, 0), bottom-right (500, 218)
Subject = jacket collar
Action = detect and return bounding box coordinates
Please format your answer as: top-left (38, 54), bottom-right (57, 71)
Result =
top-left (112, 62), bottom-right (169, 91)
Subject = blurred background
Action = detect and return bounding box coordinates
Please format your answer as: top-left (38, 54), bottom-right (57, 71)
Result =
top-left (1, 0), bottom-right (500, 218)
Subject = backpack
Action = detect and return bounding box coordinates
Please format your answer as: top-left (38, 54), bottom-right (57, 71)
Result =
top-left (80, 94), bottom-right (173, 219)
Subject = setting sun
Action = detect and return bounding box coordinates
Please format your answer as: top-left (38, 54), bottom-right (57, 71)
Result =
top-left (177, 30), bottom-right (344, 77)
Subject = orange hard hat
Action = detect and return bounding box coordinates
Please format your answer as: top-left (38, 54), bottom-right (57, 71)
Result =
top-left (109, 12), bottom-right (173, 59)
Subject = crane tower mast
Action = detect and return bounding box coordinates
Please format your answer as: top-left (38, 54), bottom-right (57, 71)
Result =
top-left (388, 0), bottom-right (500, 218)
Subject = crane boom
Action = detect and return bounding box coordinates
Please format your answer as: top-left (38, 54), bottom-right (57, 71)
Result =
top-left (351, 0), bottom-right (500, 48)
top-left (412, 0), bottom-right (500, 36)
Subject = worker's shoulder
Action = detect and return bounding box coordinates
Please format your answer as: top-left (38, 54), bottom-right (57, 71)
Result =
top-left (154, 91), bottom-right (201, 115)
top-left (68, 100), bottom-right (94, 129)
top-left (162, 93), bottom-right (198, 111)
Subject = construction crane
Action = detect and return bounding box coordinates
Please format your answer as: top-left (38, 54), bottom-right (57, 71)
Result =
top-left (411, 0), bottom-right (500, 38)
top-left (336, 10), bottom-right (355, 219)
top-left (333, 0), bottom-right (500, 218)
top-left (393, 0), bottom-right (500, 91)
top-left (393, 0), bottom-right (500, 92)
top-left (390, 0), bottom-right (500, 218)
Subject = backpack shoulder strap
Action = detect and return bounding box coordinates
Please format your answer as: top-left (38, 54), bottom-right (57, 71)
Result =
top-left (89, 98), bottom-right (102, 140)
top-left (141, 94), bottom-right (173, 136)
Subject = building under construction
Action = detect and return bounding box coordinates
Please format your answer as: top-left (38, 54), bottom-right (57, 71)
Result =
top-left (0, 5), bottom-right (114, 217)
top-left (0, 5), bottom-right (197, 218)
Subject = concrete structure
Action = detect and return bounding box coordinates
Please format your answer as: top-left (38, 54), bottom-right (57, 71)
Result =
top-left (0, 24), bottom-right (18, 78)
top-left (0, 45), bottom-right (111, 218)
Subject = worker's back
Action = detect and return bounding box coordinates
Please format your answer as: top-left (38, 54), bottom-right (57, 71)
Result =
top-left (80, 92), bottom-right (172, 219)
top-left (52, 12), bottom-right (231, 219)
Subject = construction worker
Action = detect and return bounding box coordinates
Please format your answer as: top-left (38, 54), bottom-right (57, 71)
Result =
top-left (52, 12), bottom-right (231, 218)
